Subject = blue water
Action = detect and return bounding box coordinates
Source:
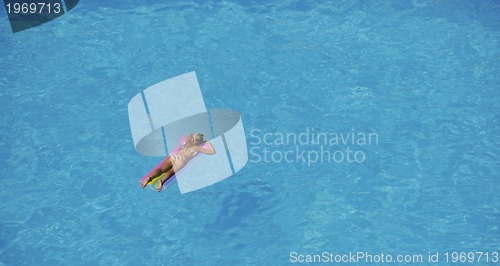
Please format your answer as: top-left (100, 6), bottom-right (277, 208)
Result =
top-left (1, 0), bottom-right (499, 265)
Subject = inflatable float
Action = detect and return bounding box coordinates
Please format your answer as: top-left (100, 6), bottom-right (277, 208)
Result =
top-left (140, 135), bottom-right (210, 189)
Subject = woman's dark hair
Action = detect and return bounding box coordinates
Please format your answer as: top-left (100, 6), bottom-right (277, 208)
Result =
top-left (194, 133), bottom-right (204, 144)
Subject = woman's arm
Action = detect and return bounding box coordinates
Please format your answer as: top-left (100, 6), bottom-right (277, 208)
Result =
top-left (196, 142), bottom-right (216, 155)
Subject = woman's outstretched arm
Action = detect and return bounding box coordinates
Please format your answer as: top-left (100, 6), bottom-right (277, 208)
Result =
top-left (196, 141), bottom-right (216, 155)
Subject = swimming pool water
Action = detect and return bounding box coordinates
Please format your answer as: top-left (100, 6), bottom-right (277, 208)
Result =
top-left (0, 0), bottom-right (499, 265)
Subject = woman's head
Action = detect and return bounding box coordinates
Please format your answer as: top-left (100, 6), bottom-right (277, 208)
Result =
top-left (192, 133), bottom-right (204, 145)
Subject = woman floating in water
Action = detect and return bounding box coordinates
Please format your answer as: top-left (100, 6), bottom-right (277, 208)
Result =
top-left (141, 133), bottom-right (216, 192)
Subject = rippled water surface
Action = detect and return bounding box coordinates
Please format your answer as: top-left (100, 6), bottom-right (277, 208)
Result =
top-left (1, 0), bottom-right (499, 265)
